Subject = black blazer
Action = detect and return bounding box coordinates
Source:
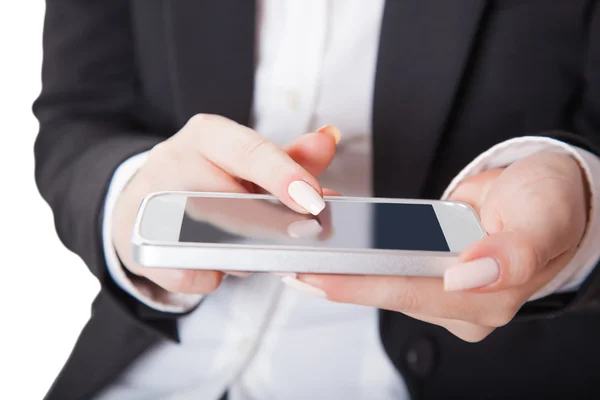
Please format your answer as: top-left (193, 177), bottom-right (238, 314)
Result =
top-left (34, 1), bottom-right (600, 399)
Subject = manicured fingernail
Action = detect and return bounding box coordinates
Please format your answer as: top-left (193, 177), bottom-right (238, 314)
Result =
top-left (288, 181), bottom-right (325, 215)
top-left (287, 219), bottom-right (323, 238)
top-left (317, 125), bottom-right (342, 144)
top-left (444, 258), bottom-right (500, 291)
top-left (273, 272), bottom-right (297, 277)
top-left (281, 276), bottom-right (326, 297)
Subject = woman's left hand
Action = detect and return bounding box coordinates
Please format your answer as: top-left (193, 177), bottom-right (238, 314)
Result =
top-left (296, 152), bottom-right (590, 342)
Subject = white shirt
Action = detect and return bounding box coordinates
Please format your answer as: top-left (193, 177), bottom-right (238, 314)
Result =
top-left (96, 1), bottom-right (600, 399)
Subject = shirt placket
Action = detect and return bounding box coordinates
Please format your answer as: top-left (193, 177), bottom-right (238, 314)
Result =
top-left (229, 1), bottom-right (330, 398)
top-left (256, 0), bottom-right (328, 144)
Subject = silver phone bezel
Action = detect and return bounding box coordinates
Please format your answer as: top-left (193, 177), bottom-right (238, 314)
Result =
top-left (131, 191), bottom-right (486, 277)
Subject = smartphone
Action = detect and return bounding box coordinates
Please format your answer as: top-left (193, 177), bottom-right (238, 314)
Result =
top-left (131, 192), bottom-right (486, 276)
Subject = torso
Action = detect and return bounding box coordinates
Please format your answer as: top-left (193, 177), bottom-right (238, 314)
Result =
top-left (96, 2), bottom-right (409, 399)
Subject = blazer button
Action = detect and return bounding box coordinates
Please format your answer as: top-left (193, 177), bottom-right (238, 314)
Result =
top-left (405, 337), bottom-right (438, 378)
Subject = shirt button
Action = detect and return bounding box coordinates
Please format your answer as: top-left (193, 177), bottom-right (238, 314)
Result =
top-left (286, 90), bottom-right (300, 110)
top-left (405, 337), bottom-right (438, 378)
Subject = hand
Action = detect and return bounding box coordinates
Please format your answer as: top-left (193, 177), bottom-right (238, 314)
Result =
top-left (112, 114), bottom-right (340, 294)
top-left (295, 152), bottom-right (589, 342)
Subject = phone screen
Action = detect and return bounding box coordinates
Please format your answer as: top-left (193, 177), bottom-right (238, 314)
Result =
top-left (178, 197), bottom-right (450, 252)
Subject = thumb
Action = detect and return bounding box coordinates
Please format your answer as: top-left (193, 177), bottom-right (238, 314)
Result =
top-left (284, 125), bottom-right (340, 177)
top-left (446, 230), bottom-right (554, 293)
top-left (445, 157), bottom-right (586, 293)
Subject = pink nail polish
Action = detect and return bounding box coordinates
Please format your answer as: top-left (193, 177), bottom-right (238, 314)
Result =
top-left (316, 125), bottom-right (342, 144)
top-left (287, 181), bottom-right (325, 215)
top-left (444, 258), bottom-right (500, 291)
top-left (281, 276), bottom-right (326, 297)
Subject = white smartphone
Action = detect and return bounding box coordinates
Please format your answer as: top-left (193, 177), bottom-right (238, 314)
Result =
top-left (131, 192), bottom-right (486, 276)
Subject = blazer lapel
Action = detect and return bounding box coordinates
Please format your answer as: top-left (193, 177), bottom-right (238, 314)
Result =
top-left (164, 0), bottom-right (256, 126)
top-left (373, 0), bottom-right (488, 198)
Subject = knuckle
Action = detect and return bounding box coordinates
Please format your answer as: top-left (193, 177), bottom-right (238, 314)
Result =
top-left (187, 113), bottom-right (208, 129)
top-left (147, 140), bottom-right (181, 167)
top-left (147, 141), bottom-right (170, 161)
top-left (178, 114), bottom-right (212, 145)
top-left (239, 135), bottom-right (273, 160)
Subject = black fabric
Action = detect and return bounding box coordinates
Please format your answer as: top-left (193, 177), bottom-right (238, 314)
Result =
top-left (33, 0), bottom-right (600, 399)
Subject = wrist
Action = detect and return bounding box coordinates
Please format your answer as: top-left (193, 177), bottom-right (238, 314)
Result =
top-left (111, 165), bottom-right (153, 276)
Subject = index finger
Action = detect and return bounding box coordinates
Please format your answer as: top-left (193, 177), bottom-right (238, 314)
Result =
top-left (177, 115), bottom-right (325, 215)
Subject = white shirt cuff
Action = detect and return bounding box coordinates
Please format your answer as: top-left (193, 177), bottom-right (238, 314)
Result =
top-left (102, 152), bottom-right (203, 313)
top-left (441, 136), bottom-right (600, 301)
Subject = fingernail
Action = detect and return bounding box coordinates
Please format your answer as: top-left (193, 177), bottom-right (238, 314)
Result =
top-left (317, 125), bottom-right (342, 144)
top-left (288, 181), bottom-right (325, 215)
top-left (444, 258), bottom-right (500, 291)
top-left (287, 219), bottom-right (323, 238)
top-left (281, 276), bottom-right (327, 297)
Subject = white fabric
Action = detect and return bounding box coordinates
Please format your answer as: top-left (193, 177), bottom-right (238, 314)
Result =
top-left (96, 1), bottom-right (600, 399)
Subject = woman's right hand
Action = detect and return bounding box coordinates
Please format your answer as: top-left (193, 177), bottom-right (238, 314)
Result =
top-left (112, 114), bottom-right (340, 295)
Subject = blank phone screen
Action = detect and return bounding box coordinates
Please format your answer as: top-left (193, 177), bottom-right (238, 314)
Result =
top-left (178, 197), bottom-right (450, 252)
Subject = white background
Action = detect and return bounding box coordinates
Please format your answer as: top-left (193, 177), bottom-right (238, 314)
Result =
top-left (0, 4), bottom-right (100, 399)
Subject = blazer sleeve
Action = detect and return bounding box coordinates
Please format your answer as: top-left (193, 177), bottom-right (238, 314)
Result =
top-left (33, 1), bottom-right (169, 320)
top-left (516, 4), bottom-right (600, 319)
